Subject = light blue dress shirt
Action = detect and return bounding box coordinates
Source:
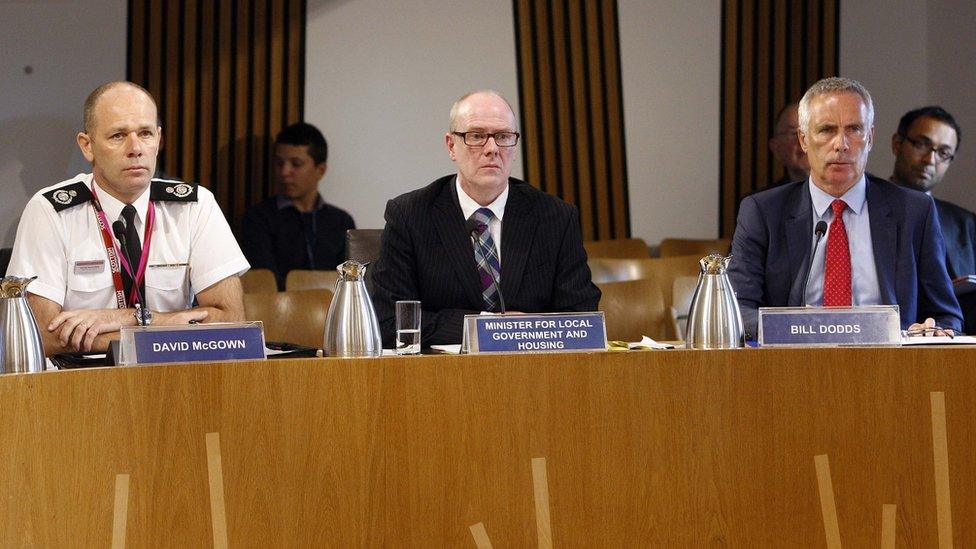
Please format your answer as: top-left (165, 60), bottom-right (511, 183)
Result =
top-left (803, 175), bottom-right (882, 307)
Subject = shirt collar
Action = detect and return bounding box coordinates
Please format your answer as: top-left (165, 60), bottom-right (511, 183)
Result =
top-left (455, 175), bottom-right (509, 221)
top-left (276, 193), bottom-right (325, 211)
top-left (808, 174), bottom-right (867, 219)
top-left (91, 175), bottom-right (151, 226)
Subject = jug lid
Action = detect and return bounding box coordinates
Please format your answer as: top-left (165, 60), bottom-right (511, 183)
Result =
top-left (336, 260), bottom-right (369, 281)
top-left (1, 276), bottom-right (37, 298)
top-left (699, 254), bottom-right (732, 275)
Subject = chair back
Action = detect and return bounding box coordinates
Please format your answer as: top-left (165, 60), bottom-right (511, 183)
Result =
top-left (658, 237), bottom-right (731, 258)
top-left (240, 268), bottom-right (278, 293)
top-left (670, 275), bottom-right (700, 340)
top-left (597, 278), bottom-right (668, 341)
top-left (583, 238), bottom-right (649, 259)
top-left (588, 255), bottom-right (702, 339)
top-left (286, 269), bottom-right (340, 292)
top-left (243, 289), bottom-right (333, 348)
top-left (0, 248), bottom-right (11, 277)
top-left (346, 229), bottom-right (384, 264)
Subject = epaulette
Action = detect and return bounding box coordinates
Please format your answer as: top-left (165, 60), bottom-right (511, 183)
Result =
top-left (150, 178), bottom-right (199, 202)
top-left (42, 181), bottom-right (93, 212)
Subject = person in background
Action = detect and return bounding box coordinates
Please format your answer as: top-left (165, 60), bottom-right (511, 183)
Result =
top-left (242, 122), bottom-right (355, 290)
top-left (889, 106), bottom-right (975, 332)
top-left (767, 102), bottom-right (810, 187)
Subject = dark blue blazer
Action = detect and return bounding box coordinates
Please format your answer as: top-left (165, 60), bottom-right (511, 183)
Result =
top-left (371, 175), bottom-right (601, 346)
top-left (935, 198), bottom-right (976, 279)
top-left (728, 175), bottom-right (963, 336)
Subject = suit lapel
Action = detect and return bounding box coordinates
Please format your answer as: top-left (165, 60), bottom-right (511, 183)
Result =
top-left (867, 178), bottom-right (898, 304)
top-left (786, 184), bottom-right (813, 305)
top-left (431, 180), bottom-right (484, 307)
top-left (499, 181), bottom-right (538, 300)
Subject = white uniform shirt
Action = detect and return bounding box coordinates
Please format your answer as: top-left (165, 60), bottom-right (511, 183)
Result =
top-left (8, 173), bottom-right (250, 312)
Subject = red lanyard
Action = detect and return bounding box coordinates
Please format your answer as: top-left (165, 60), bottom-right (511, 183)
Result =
top-left (90, 184), bottom-right (156, 309)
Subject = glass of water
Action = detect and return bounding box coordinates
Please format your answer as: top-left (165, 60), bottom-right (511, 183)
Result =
top-left (395, 300), bottom-right (422, 355)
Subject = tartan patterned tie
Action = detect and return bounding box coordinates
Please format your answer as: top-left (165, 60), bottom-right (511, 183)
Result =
top-left (470, 208), bottom-right (502, 311)
top-left (823, 199), bottom-right (852, 306)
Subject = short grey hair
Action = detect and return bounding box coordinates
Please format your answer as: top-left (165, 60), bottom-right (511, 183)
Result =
top-left (798, 77), bottom-right (874, 132)
top-left (448, 89), bottom-right (517, 132)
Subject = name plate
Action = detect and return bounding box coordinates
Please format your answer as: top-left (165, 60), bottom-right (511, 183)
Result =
top-left (118, 322), bottom-right (266, 365)
top-left (758, 305), bottom-right (901, 346)
top-left (461, 312), bottom-right (607, 354)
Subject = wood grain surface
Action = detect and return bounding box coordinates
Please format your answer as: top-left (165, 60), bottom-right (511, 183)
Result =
top-left (1, 347), bottom-right (974, 546)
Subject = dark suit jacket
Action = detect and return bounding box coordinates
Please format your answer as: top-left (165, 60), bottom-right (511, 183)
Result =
top-left (371, 175), bottom-right (601, 346)
top-left (728, 175), bottom-right (962, 337)
top-left (935, 198), bottom-right (976, 279)
top-left (935, 198), bottom-right (976, 333)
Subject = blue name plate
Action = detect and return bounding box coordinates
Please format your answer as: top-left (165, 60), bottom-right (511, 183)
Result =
top-left (462, 312), bottom-right (607, 353)
top-left (758, 305), bottom-right (901, 346)
top-left (119, 322), bottom-right (266, 365)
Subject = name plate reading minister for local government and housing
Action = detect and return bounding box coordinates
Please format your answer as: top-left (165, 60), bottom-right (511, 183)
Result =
top-left (758, 305), bottom-right (901, 346)
top-left (118, 322), bottom-right (266, 365)
top-left (461, 312), bottom-right (607, 354)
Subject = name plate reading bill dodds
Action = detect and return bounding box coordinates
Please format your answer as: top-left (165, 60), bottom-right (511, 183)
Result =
top-left (118, 322), bottom-right (266, 365)
top-left (461, 312), bottom-right (607, 354)
top-left (758, 305), bottom-right (901, 347)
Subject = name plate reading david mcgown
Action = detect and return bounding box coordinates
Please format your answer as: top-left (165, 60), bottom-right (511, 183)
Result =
top-left (461, 312), bottom-right (607, 354)
top-left (118, 322), bottom-right (266, 365)
top-left (758, 305), bottom-right (900, 347)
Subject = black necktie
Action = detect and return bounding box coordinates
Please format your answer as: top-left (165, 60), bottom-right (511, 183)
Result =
top-left (120, 204), bottom-right (144, 305)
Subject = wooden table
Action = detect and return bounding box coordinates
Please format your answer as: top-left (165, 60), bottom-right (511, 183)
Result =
top-left (2, 347), bottom-right (974, 547)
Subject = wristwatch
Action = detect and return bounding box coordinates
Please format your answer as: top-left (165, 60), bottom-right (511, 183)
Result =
top-left (134, 305), bottom-right (153, 326)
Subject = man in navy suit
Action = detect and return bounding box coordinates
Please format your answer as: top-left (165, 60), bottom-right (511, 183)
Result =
top-left (728, 77), bottom-right (962, 338)
top-left (371, 90), bottom-right (600, 346)
top-left (889, 106), bottom-right (976, 332)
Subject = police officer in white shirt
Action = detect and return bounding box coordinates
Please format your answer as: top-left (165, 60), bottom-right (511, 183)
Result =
top-left (8, 81), bottom-right (249, 355)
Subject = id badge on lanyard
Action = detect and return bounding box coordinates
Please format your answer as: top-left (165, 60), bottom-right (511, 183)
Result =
top-left (89, 184), bottom-right (155, 309)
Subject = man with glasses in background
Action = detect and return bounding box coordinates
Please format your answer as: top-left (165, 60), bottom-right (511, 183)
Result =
top-left (767, 102), bottom-right (810, 188)
top-left (889, 106), bottom-right (975, 332)
top-left (371, 90), bottom-right (600, 346)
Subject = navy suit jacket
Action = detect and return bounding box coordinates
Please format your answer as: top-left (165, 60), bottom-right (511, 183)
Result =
top-left (935, 198), bottom-right (976, 279)
top-left (371, 175), bottom-right (601, 346)
top-left (728, 175), bottom-right (962, 337)
top-left (935, 197), bottom-right (976, 333)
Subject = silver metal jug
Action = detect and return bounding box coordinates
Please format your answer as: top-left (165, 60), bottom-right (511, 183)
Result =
top-left (323, 261), bottom-right (383, 357)
top-left (1, 276), bottom-right (46, 373)
top-left (685, 254), bottom-right (744, 349)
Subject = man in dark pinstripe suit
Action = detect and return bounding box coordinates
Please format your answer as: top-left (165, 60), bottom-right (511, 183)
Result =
top-left (371, 90), bottom-right (600, 347)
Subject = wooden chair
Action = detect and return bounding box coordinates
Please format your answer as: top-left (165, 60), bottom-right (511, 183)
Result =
top-left (670, 275), bottom-right (700, 341)
top-left (588, 255), bottom-right (702, 339)
top-left (286, 269), bottom-right (340, 292)
top-left (243, 289), bottom-right (333, 348)
top-left (658, 237), bottom-right (731, 258)
top-left (583, 238), bottom-right (649, 259)
top-left (597, 278), bottom-right (668, 341)
top-left (240, 268), bottom-right (278, 293)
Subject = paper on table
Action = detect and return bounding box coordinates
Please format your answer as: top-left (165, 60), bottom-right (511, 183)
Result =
top-left (608, 336), bottom-right (674, 350)
top-left (901, 335), bottom-right (976, 346)
top-left (429, 344), bottom-right (462, 354)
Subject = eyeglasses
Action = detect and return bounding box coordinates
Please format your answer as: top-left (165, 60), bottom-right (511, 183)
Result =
top-left (452, 131), bottom-right (520, 147)
top-left (899, 134), bottom-right (956, 163)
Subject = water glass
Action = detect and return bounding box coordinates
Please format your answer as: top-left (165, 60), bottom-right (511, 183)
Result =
top-left (395, 300), bottom-right (421, 355)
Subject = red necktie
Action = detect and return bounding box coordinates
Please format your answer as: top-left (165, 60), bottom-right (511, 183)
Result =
top-left (823, 199), bottom-right (852, 306)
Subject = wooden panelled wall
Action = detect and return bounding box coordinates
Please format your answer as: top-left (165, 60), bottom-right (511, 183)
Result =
top-left (513, 0), bottom-right (630, 240)
top-left (127, 0), bottom-right (306, 232)
top-left (720, 0), bottom-right (839, 236)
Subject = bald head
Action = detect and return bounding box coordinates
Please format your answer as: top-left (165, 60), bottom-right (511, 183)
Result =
top-left (83, 81), bottom-right (158, 135)
top-left (449, 90), bottom-right (517, 132)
